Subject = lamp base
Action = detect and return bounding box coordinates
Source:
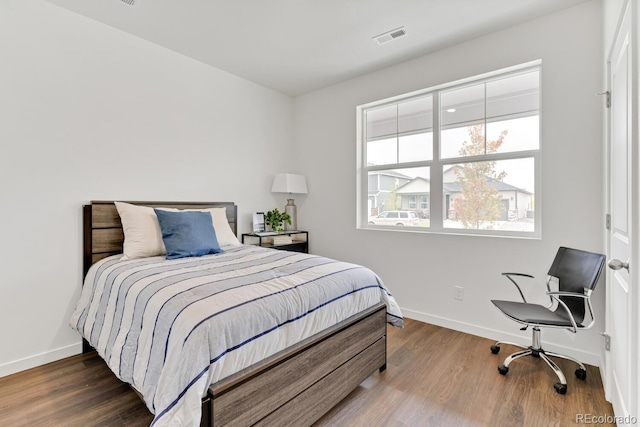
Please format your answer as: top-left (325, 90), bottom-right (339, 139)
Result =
top-left (284, 199), bottom-right (297, 231)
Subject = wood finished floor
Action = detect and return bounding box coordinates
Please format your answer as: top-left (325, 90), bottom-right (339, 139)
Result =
top-left (0, 319), bottom-right (614, 426)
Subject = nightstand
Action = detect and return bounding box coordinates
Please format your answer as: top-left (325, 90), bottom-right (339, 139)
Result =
top-left (242, 231), bottom-right (309, 253)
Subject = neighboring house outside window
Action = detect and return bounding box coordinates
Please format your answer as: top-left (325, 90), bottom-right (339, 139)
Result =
top-left (358, 61), bottom-right (541, 237)
top-left (367, 170), bottom-right (412, 216)
top-left (396, 177), bottom-right (430, 219)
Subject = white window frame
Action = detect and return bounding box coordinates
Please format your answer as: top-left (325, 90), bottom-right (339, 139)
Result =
top-left (356, 60), bottom-right (542, 238)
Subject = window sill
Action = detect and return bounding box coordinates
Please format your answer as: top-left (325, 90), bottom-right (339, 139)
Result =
top-left (359, 224), bottom-right (541, 240)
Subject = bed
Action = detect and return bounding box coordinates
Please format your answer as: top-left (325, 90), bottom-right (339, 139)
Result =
top-left (73, 200), bottom-right (403, 426)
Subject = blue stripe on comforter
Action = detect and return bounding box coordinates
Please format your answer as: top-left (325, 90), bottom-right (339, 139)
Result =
top-left (70, 245), bottom-right (403, 426)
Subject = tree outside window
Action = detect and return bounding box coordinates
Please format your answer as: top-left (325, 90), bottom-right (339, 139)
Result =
top-left (452, 125), bottom-right (507, 229)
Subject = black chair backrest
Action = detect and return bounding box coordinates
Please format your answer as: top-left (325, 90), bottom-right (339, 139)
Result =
top-left (547, 247), bottom-right (606, 324)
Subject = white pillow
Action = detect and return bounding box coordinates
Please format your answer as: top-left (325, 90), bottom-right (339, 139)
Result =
top-left (114, 201), bottom-right (166, 260)
top-left (203, 207), bottom-right (242, 247)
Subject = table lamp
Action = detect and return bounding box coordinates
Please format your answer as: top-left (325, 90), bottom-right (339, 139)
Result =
top-left (271, 173), bottom-right (308, 231)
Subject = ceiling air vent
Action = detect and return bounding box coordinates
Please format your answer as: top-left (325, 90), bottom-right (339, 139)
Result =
top-left (373, 27), bottom-right (407, 45)
top-left (120, 0), bottom-right (136, 5)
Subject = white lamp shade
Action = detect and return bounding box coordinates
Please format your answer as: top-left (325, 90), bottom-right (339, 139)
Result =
top-left (271, 173), bottom-right (308, 194)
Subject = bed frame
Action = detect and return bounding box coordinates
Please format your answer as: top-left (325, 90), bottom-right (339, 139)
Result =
top-left (82, 200), bottom-right (387, 426)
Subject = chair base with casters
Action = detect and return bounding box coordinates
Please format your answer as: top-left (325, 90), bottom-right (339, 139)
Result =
top-left (490, 327), bottom-right (587, 395)
top-left (489, 247), bottom-right (606, 395)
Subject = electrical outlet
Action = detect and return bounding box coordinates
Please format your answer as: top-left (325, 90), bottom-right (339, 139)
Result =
top-left (454, 286), bottom-right (464, 301)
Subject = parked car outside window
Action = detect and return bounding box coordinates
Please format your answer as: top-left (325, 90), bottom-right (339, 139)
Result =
top-left (368, 210), bottom-right (419, 226)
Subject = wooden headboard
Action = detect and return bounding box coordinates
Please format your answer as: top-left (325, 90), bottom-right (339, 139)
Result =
top-left (83, 200), bottom-right (238, 276)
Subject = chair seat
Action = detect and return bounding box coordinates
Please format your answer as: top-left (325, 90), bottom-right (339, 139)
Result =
top-left (491, 300), bottom-right (579, 327)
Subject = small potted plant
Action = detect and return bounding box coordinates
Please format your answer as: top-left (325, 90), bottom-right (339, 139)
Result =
top-left (265, 208), bottom-right (291, 234)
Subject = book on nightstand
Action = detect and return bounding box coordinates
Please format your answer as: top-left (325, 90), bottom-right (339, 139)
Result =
top-left (272, 235), bottom-right (293, 245)
top-left (254, 231), bottom-right (277, 236)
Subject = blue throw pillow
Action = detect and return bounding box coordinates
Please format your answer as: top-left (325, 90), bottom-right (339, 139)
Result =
top-left (154, 209), bottom-right (223, 259)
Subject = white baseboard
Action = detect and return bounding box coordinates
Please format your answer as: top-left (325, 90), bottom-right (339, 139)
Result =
top-left (0, 342), bottom-right (82, 379)
top-left (402, 307), bottom-right (602, 367)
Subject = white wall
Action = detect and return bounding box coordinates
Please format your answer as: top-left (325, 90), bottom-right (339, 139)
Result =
top-left (294, 1), bottom-right (606, 365)
top-left (0, 0), bottom-right (294, 376)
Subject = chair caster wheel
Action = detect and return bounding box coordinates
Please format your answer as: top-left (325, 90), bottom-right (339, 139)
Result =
top-left (554, 383), bottom-right (567, 394)
top-left (575, 368), bottom-right (587, 380)
top-left (490, 345), bottom-right (500, 354)
top-left (498, 365), bottom-right (509, 375)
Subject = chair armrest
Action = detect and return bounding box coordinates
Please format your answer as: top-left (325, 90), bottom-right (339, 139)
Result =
top-left (501, 272), bottom-right (533, 303)
top-left (546, 291), bottom-right (588, 299)
top-left (502, 272), bottom-right (534, 278)
top-left (546, 290), bottom-right (596, 330)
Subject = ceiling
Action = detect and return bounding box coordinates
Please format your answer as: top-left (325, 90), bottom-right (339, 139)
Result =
top-left (45, 0), bottom-right (590, 97)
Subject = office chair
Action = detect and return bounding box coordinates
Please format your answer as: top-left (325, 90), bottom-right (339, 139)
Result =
top-left (490, 246), bottom-right (606, 394)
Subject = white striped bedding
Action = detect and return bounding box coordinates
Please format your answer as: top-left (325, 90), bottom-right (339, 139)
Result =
top-left (70, 245), bottom-right (403, 426)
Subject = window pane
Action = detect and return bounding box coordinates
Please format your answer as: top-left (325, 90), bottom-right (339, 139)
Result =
top-left (443, 158), bottom-right (535, 232)
top-left (441, 71), bottom-right (539, 160)
top-left (366, 105), bottom-right (397, 139)
top-left (440, 84), bottom-right (484, 128)
top-left (367, 131), bottom-right (433, 164)
top-left (487, 116), bottom-right (539, 153)
top-left (441, 120), bottom-right (536, 159)
top-left (398, 96), bottom-right (433, 133)
top-left (486, 71), bottom-right (539, 118)
top-left (367, 96), bottom-right (433, 165)
top-left (367, 137), bottom-right (397, 165)
top-left (399, 132), bottom-right (433, 162)
top-left (441, 125), bottom-right (481, 159)
top-left (440, 83), bottom-right (486, 159)
top-left (367, 167), bottom-right (430, 227)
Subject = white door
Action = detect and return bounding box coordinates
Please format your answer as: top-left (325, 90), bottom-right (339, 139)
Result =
top-left (606, 2), bottom-right (638, 422)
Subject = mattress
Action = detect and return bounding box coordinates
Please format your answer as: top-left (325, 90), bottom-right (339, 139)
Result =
top-left (70, 245), bottom-right (403, 426)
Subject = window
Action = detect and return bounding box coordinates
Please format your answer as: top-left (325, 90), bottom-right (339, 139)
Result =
top-left (358, 62), bottom-right (541, 237)
top-left (420, 196), bottom-right (428, 210)
top-left (409, 196), bottom-right (417, 209)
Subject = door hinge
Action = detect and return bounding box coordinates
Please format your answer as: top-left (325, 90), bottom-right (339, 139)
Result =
top-left (606, 213), bottom-right (611, 230)
top-left (601, 332), bottom-right (611, 351)
top-left (598, 90), bottom-right (611, 108)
